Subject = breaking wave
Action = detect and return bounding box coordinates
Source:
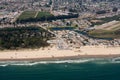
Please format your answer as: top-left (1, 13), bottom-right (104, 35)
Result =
top-left (0, 58), bottom-right (120, 67)
top-left (111, 57), bottom-right (120, 63)
top-left (0, 59), bottom-right (94, 67)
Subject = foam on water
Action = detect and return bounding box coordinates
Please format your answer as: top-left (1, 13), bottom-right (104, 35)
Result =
top-left (0, 59), bottom-right (94, 67)
top-left (111, 57), bottom-right (120, 63)
top-left (0, 58), bottom-right (119, 67)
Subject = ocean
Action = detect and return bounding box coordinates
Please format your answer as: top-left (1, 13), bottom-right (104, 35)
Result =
top-left (0, 58), bottom-right (120, 80)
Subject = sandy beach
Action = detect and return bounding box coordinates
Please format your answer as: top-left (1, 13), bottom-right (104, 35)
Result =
top-left (0, 45), bottom-right (120, 61)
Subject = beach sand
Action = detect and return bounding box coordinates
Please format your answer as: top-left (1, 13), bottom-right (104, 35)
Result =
top-left (0, 45), bottom-right (120, 61)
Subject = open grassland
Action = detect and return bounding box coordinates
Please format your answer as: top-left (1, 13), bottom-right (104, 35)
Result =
top-left (91, 14), bottom-right (120, 26)
top-left (89, 21), bottom-right (120, 39)
top-left (111, 22), bottom-right (120, 31)
top-left (94, 21), bottom-right (120, 30)
top-left (88, 29), bottom-right (120, 39)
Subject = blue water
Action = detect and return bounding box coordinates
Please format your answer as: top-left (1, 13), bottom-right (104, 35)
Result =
top-left (0, 58), bottom-right (120, 80)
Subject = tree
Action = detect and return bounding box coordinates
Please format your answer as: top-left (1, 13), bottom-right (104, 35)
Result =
top-left (112, 7), bottom-right (118, 12)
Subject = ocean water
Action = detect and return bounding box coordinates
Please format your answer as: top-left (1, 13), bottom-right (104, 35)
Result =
top-left (0, 58), bottom-right (120, 80)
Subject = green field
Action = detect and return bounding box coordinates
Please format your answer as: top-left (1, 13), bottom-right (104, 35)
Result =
top-left (18, 11), bottom-right (37, 20)
top-left (17, 11), bottom-right (53, 21)
top-left (36, 12), bottom-right (53, 18)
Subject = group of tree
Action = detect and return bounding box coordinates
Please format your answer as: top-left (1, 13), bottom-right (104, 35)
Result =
top-left (0, 26), bottom-right (54, 50)
top-left (96, 10), bottom-right (107, 14)
top-left (96, 7), bottom-right (118, 14)
top-left (16, 13), bottom-right (79, 23)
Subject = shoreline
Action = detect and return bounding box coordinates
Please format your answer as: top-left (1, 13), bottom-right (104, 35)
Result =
top-left (0, 54), bottom-right (120, 62)
top-left (0, 45), bottom-right (120, 61)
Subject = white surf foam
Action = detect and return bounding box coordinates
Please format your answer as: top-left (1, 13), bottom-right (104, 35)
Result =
top-left (0, 58), bottom-right (118, 67)
top-left (0, 59), bottom-right (95, 67)
top-left (92, 58), bottom-right (120, 64)
top-left (111, 57), bottom-right (120, 63)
